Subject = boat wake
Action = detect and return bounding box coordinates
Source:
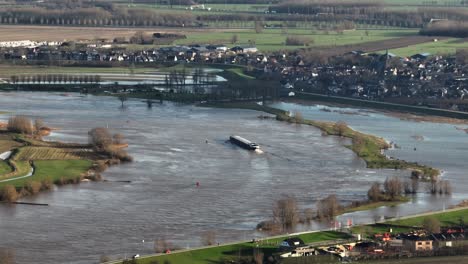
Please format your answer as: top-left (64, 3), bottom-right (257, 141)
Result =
top-left (255, 149), bottom-right (264, 154)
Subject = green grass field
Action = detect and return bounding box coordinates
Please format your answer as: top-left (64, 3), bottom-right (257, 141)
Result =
top-left (388, 208), bottom-right (468, 227)
top-left (352, 208), bottom-right (468, 237)
top-left (173, 28), bottom-right (418, 51)
top-left (0, 159), bottom-right (93, 188)
top-left (0, 160), bottom-right (11, 175)
top-left (381, 38), bottom-right (468, 57)
top-left (344, 198), bottom-right (410, 214)
top-left (133, 231), bottom-right (351, 264)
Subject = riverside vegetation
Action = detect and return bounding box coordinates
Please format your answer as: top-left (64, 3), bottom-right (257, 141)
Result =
top-left (0, 115), bottom-right (132, 202)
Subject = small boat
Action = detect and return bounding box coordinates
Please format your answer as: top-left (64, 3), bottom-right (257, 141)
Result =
top-left (229, 135), bottom-right (259, 151)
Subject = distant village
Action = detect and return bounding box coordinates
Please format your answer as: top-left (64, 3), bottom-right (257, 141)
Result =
top-left (1, 37), bottom-right (468, 112)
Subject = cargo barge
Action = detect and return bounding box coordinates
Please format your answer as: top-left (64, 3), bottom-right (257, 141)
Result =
top-left (229, 135), bottom-right (260, 150)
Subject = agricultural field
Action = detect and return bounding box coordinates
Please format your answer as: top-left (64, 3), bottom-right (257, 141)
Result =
top-left (0, 24), bottom-right (420, 52)
top-left (173, 28), bottom-right (418, 51)
top-left (15, 147), bottom-right (95, 161)
top-left (381, 38), bottom-right (468, 57)
top-left (0, 25), bottom-right (239, 42)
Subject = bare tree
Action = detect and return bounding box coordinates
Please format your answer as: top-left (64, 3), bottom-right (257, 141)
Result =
top-left (293, 111), bottom-right (303, 123)
top-left (154, 238), bottom-right (171, 253)
top-left (302, 208), bottom-right (314, 224)
top-left (254, 20), bottom-right (264, 34)
top-left (273, 196), bottom-right (298, 231)
top-left (0, 248), bottom-right (15, 264)
top-left (411, 178), bottom-right (419, 194)
top-left (0, 185), bottom-right (18, 202)
top-left (200, 231), bottom-right (216, 246)
top-left (316, 194), bottom-right (341, 220)
top-left (367, 182), bottom-right (382, 202)
top-left (333, 121), bottom-right (348, 136)
top-left (422, 216), bottom-right (441, 234)
top-left (383, 176), bottom-right (402, 200)
top-left (230, 34), bottom-right (238, 44)
top-left (440, 180), bottom-right (452, 195)
top-left (88, 128), bottom-right (113, 151)
top-left (428, 176), bottom-right (439, 195)
top-left (118, 94), bottom-right (128, 107)
top-left (99, 255), bottom-right (111, 263)
top-left (112, 133), bottom-right (125, 145)
top-left (253, 248), bottom-right (264, 264)
top-left (34, 118), bottom-right (45, 135)
top-left (7, 116), bottom-right (34, 135)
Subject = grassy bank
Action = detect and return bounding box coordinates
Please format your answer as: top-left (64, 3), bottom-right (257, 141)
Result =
top-left (203, 101), bottom-right (439, 180)
top-left (344, 197), bottom-right (411, 214)
top-left (120, 231), bottom-right (351, 264)
top-left (388, 208), bottom-right (468, 227)
top-left (352, 207), bottom-right (468, 237)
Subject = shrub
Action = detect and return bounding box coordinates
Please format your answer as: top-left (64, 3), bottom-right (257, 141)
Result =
top-left (89, 127), bottom-right (113, 151)
top-left (41, 179), bottom-right (53, 190)
top-left (100, 255), bottom-right (111, 263)
top-left (423, 216), bottom-right (441, 233)
top-left (285, 36), bottom-right (314, 46)
top-left (94, 161), bottom-right (108, 173)
top-left (26, 181), bottom-right (42, 195)
top-left (0, 185), bottom-right (18, 202)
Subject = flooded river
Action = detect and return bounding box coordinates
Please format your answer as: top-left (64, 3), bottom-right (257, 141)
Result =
top-left (0, 92), bottom-right (466, 263)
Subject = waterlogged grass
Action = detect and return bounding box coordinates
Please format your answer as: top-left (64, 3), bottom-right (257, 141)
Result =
top-left (131, 231), bottom-right (351, 264)
top-left (344, 197), bottom-right (410, 213)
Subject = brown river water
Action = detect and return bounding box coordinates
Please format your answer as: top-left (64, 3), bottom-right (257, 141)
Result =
top-left (0, 92), bottom-right (466, 263)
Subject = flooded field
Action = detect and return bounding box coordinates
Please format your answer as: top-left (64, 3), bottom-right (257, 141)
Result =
top-left (0, 93), bottom-right (466, 263)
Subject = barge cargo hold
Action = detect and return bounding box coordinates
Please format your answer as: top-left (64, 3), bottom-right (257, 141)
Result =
top-left (229, 135), bottom-right (260, 150)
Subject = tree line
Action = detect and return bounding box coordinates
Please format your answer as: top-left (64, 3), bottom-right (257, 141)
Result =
top-left (10, 74), bottom-right (101, 84)
top-left (0, 7), bottom-right (195, 27)
top-left (420, 20), bottom-right (468, 37)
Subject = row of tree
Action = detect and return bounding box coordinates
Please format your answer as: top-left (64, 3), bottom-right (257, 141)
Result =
top-left (0, 7), bottom-right (195, 27)
top-left (421, 20), bottom-right (468, 37)
top-left (7, 115), bottom-right (44, 136)
top-left (262, 176), bottom-right (453, 234)
top-left (10, 74), bottom-right (101, 84)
